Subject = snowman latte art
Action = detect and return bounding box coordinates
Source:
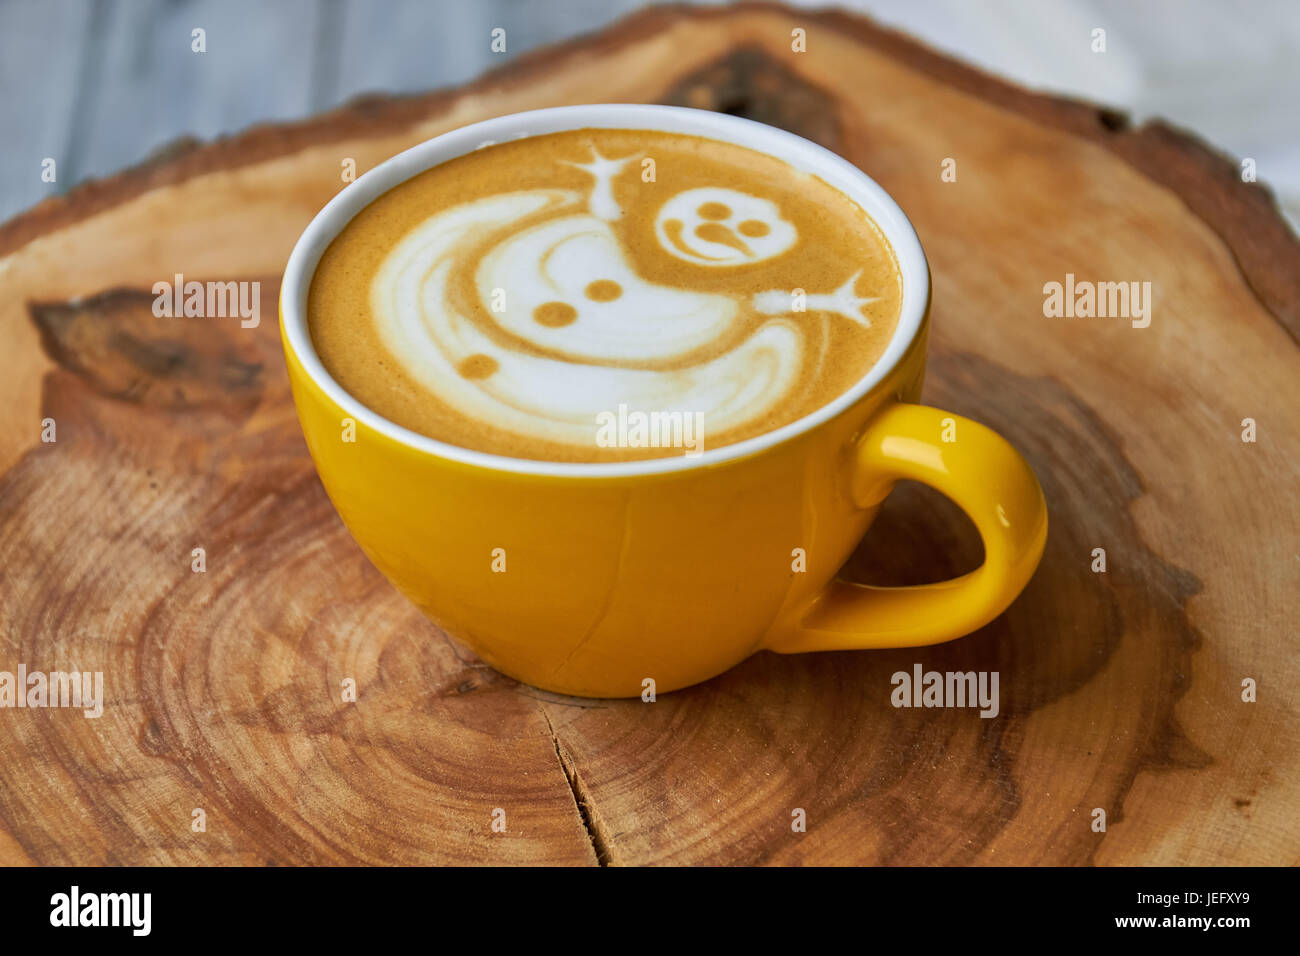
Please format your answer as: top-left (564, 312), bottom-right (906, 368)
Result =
top-left (309, 129), bottom-right (902, 462)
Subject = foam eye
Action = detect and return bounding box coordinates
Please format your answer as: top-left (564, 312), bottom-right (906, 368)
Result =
top-left (457, 354), bottom-right (498, 379)
top-left (533, 301), bottom-right (577, 327)
top-left (655, 188), bottom-right (796, 266)
top-left (584, 279), bottom-right (623, 301)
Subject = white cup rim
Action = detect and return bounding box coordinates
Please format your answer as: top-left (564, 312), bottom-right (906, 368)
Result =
top-left (281, 104), bottom-right (930, 478)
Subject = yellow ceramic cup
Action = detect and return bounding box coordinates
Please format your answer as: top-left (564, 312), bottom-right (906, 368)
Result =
top-left (281, 105), bottom-right (1047, 698)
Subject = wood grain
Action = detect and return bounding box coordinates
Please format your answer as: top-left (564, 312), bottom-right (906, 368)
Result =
top-left (0, 3), bottom-right (1295, 865)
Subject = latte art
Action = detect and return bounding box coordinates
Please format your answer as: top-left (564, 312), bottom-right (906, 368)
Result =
top-left (372, 173), bottom-right (806, 447)
top-left (655, 187), bottom-right (799, 266)
top-left (309, 129), bottom-right (902, 462)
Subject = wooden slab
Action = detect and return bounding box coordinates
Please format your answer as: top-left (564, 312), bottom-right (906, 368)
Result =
top-left (0, 3), bottom-right (1296, 866)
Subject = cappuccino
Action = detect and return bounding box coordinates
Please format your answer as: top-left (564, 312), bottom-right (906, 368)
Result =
top-left (308, 128), bottom-right (901, 461)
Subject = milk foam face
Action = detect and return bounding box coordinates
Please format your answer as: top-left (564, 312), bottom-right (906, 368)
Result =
top-left (309, 128), bottom-right (903, 462)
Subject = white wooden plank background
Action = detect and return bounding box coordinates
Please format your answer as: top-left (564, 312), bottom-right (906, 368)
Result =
top-left (1, 0), bottom-right (1297, 227)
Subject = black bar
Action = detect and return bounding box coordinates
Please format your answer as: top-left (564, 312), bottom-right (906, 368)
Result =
top-left (0, 865), bottom-right (1283, 942)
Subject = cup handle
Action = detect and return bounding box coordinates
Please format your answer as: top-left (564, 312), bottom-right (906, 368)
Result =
top-left (766, 403), bottom-right (1048, 653)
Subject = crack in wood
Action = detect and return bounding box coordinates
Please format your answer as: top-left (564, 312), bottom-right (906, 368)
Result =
top-left (542, 707), bottom-right (613, 866)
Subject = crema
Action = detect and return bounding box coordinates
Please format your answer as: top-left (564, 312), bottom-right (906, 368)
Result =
top-left (308, 128), bottom-right (902, 462)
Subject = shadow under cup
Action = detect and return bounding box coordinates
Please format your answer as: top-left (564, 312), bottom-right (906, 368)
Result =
top-left (279, 104), bottom-right (1046, 698)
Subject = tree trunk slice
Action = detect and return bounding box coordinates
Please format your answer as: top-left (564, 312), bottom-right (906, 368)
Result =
top-left (0, 3), bottom-right (1295, 866)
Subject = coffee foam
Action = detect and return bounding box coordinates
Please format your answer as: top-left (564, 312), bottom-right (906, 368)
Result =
top-left (309, 129), bottom-right (902, 462)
